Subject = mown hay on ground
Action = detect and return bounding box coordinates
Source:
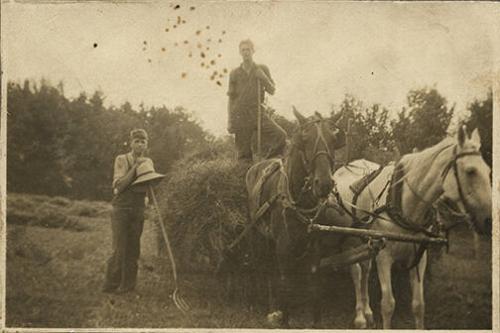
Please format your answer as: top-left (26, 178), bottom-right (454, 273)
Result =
top-left (7, 193), bottom-right (111, 232)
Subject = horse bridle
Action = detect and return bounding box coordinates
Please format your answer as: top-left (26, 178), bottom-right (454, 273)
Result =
top-left (282, 118), bottom-right (336, 225)
top-left (440, 146), bottom-right (483, 229)
top-left (296, 119), bottom-right (335, 176)
top-left (398, 144), bottom-right (482, 233)
top-left (293, 118), bottom-right (335, 205)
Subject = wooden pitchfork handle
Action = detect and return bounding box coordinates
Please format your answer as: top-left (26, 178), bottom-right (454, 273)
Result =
top-left (257, 79), bottom-right (262, 159)
top-left (148, 185), bottom-right (190, 313)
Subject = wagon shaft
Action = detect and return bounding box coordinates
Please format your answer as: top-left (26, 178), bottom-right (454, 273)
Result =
top-left (309, 224), bottom-right (448, 245)
top-left (320, 240), bottom-right (384, 269)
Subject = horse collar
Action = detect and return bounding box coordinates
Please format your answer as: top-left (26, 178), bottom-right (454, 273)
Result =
top-left (386, 162), bottom-right (440, 236)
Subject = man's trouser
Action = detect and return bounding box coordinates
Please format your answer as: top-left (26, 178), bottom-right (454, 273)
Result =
top-left (233, 109), bottom-right (287, 161)
top-left (104, 206), bottom-right (145, 291)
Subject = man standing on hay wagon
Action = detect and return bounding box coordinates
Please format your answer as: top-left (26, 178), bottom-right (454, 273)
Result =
top-left (227, 39), bottom-right (287, 162)
top-left (103, 128), bottom-right (165, 294)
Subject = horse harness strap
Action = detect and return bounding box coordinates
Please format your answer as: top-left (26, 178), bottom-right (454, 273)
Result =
top-left (250, 117), bottom-right (340, 234)
top-left (250, 159), bottom-right (325, 225)
top-left (301, 120), bottom-right (335, 174)
top-left (441, 147), bottom-right (482, 224)
top-left (234, 156), bottom-right (317, 253)
top-left (389, 146), bottom-right (482, 237)
top-left (332, 166), bottom-right (393, 228)
top-left (383, 147), bottom-right (482, 269)
top-left (276, 119), bottom-right (337, 226)
top-left (349, 166), bottom-right (387, 224)
top-left (349, 165), bottom-right (385, 221)
top-left (252, 161), bottom-right (283, 220)
top-left (325, 145), bottom-right (480, 270)
top-left (384, 161), bottom-right (437, 270)
top-left (383, 162), bottom-right (439, 236)
top-left (336, 161), bottom-right (439, 269)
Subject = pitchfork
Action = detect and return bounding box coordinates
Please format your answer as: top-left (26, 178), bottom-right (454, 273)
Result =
top-left (148, 185), bottom-right (191, 314)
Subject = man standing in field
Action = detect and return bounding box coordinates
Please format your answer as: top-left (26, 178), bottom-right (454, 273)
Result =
top-left (102, 129), bottom-right (151, 294)
top-left (227, 39), bottom-right (287, 161)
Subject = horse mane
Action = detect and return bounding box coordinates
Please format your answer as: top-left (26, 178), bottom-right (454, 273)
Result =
top-left (398, 136), bottom-right (455, 175)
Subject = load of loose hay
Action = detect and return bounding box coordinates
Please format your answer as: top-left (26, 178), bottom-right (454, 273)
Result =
top-left (155, 156), bottom-right (253, 274)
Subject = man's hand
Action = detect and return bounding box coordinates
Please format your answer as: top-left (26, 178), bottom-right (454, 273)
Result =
top-left (136, 157), bottom-right (148, 166)
top-left (255, 68), bottom-right (268, 81)
top-left (255, 67), bottom-right (275, 95)
top-left (114, 156), bottom-right (148, 195)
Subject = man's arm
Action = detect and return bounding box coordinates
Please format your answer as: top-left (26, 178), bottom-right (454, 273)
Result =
top-left (113, 156), bottom-right (146, 195)
top-left (227, 98), bottom-right (235, 133)
top-left (226, 70), bottom-right (237, 133)
top-left (256, 65), bottom-right (275, 95)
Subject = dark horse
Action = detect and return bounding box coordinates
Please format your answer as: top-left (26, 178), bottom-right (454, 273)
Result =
top-left (245, 108), bottom-right (346, 327)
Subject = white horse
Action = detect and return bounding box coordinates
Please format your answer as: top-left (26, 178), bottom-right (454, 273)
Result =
top-left (332, 126), bottom-right (491, 329)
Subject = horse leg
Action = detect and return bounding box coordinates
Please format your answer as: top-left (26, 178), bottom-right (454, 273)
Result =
top-left (473, 232), bottom-right (480, 259)
top-left (266, 250), bottom-right (278, 314)
top-left (377, 253), bottom-right (395, 329)
top-left (409, 251), bottom-right (427, 329)
top-left (360, 259), bottom-right (374, 327)
top-left (309, 240), bottom-right (322, 328)
top-left (267, 276), bottom-right (275, 312)
top-left (267, 265), bottom-right (290, 327)
top-left (267, 247), bottom-right (291, 328)
top-left (350, 263), bottom-right (367, 328)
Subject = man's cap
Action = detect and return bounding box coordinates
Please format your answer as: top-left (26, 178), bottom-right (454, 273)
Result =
top-left (130, 128), bottom-right (148, 140)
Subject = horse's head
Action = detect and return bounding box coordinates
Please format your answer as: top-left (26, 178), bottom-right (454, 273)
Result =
top-left (291, 107), bottom-right (345, 199)
top-left (442, 125), bottom-right (491, 235)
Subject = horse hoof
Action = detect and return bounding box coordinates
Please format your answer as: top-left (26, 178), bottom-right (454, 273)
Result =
top-left (365, 314), bottom-right (375, 328)
top-left (267, 311), bottom-right (284, 328)
top-left (353, 317), bottom-right (367, 329)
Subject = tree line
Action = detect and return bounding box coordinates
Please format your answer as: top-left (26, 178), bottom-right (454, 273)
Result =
top-left (7, 80), bottom-right (492, 201)
top-left (329, 88), bottom-right (492, 167)
top-left (7, 80), bottom-right (210, 200)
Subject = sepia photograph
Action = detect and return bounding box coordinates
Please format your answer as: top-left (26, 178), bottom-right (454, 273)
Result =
top-left (1, 1), bottom-right (498, 330)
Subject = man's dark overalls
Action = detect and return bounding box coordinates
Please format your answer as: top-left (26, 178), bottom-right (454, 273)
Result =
top-left (103, 155), bottom-right (145, 292)
top-left (228, 63), bottom-right (287, 161)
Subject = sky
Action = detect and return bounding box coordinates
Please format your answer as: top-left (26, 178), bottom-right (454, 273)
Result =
top-left (3, 1), bottom-right (499, 136)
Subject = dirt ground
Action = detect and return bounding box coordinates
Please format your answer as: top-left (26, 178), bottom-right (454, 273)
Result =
top-left (5, 196), bottom-right (492, 329)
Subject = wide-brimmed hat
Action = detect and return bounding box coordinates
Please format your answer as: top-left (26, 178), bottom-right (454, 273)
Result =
top-left (131, 159), bottom-right (165, 187)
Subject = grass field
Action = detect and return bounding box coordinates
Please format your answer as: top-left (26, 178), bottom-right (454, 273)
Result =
top-left (5, 193), bottom-right (492, 329)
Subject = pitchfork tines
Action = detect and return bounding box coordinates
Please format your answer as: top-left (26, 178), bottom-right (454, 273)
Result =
top-left (173, 288), bottom-right (191, 314)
